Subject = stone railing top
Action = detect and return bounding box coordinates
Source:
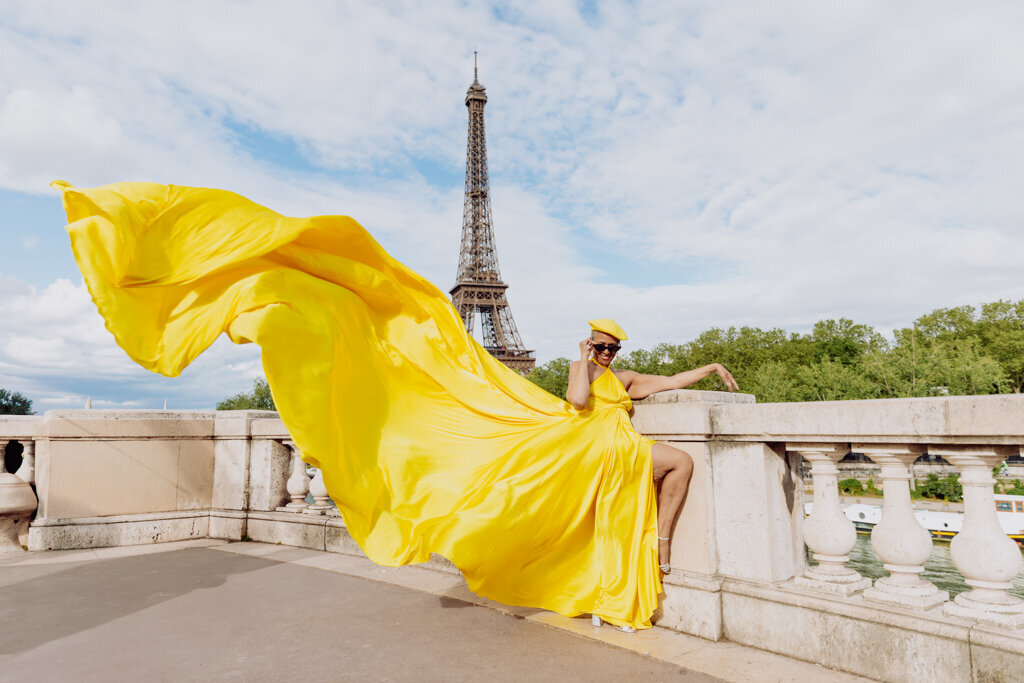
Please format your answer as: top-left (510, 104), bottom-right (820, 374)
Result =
top-left (710, 393), bottom-right (1024, 445)
top-left (4, 393), bottom-right (1020, 447)
top-left (0, 410), bottom-right (284, 440)
top-left (634, 389), bottom-right (756, 405)
top-left (42, 409), bottom-right (218, 439)
top-left (0, 414), bottom-right (43, 439)
top-left (250, 417), bottom-right (290, 439)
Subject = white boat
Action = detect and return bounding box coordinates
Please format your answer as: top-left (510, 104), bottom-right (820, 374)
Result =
top-left (804, 494), bottom-right (1024, 545)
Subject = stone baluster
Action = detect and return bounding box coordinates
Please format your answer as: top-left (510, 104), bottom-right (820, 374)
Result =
top-left (277, 441), bottom-right (310, 511)
top-left (304, 467), bottom-right (333, 514)
top-left (0, 439), bottom-right (37, 553)
top-left (857, 444), bottom-right (947, 609)
top-left (15, 440), bottom-right (35, 485)
top-left (789, 443), bottom-right (871, 595)
top-left (932, 445), bottom-right (1024, 628)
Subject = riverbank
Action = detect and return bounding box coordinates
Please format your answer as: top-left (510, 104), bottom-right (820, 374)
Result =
top-left (837, 494), bottom-right (964, 513)
top-left (805, 489), bottom-right (966, 512)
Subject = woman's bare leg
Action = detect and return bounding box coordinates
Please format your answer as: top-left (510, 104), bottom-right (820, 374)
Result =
top-left (652, 442), bottom-right (693, 568)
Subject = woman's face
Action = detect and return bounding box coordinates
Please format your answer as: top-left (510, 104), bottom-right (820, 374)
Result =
top-left (591, 331), bottom-right (621, 367)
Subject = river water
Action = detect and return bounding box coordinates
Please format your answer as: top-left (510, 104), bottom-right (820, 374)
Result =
top-left (834, 534), bottom-right (1024, 599)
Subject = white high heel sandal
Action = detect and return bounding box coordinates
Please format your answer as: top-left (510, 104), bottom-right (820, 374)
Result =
top-left (658, 535), bottom-right (671, 575)
top-left (591, 614), bottom-right (637, 633)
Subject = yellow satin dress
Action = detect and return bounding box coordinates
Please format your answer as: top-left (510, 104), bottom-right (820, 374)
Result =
top-left (54, 181), bottom-right (662, 629)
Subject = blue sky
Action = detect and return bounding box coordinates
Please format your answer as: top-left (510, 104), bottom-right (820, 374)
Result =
top-left (2, 1), bottom-right (1023, 411)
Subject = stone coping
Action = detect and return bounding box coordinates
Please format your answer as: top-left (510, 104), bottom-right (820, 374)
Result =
top-left (634, 389), bottom-right (756, 405)
top-left (0, 415), bottom-right (43, 439)
top-left (710, 393), bottom-right (1024, 444)
top-left (3, 394), bottom-right (1021, 447)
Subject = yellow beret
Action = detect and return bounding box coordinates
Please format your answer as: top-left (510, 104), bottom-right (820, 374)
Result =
top-left (588, 318), bottom-right (628, 341)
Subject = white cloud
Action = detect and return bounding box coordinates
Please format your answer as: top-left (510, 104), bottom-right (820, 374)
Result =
top-left (0, 277), bottom-right (262, 410)
top-left (1, 0), bottom-right (1023, 409)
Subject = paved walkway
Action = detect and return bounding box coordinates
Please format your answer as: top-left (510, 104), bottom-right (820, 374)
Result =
top-left (0, 540), bottom-right (873, 682)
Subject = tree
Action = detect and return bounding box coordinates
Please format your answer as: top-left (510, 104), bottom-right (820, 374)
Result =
top-left (616, 343), bottom-right (682, 376)
top-left (791, 357), bottom-right (877, 401)
top-left (870, 323), bottom-right (1009, 398)
top-left (810, 318), bottom-right (884, 365)
top-left (0, 389), bottom-right (33, 415)
top-left (928, 337), bottom-right (1008, 396)
top-left (216, 378), bottom-right (276, 410)
top-left (522, 302), bottom-right (1017, 403)
top-left (976, 300), bottom-right (1024, 392)
top-left (915, 473), bottom-right (963, 502)
top-left (742, 361), bottom-right (804, 403)
top-left (525, 358), bottom-right (571, 399)
top-left (913, 305), bottom-right (977, 341)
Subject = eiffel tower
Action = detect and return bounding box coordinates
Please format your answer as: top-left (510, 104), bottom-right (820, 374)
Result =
top-left (450, 55), bottom-right (535, 373)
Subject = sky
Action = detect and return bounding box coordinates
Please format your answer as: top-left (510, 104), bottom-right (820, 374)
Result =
top-left (1, 1), bottom-right (1023, 411)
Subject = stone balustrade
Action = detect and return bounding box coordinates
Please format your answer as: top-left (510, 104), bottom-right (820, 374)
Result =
top-left (2, 393), bottom-right (1023, 682)
top-left (0, 415), bottom-right (42, 551)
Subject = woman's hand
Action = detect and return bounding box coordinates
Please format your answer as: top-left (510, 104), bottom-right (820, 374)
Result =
top-left (714, 364), bottom-right (739, 392)
top-left (578, 338), bottom-right (593, 362)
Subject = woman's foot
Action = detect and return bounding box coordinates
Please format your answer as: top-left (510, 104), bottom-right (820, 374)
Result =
top-left (659, 535), bottom-right (672, 574)
top-left (591, 615), bottom-right (637, 633)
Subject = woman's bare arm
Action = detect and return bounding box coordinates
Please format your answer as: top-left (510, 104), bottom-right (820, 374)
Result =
top-left (621, 363), bottom-right (738, 400)
top-left (566, 338), bottom-right (594, 409)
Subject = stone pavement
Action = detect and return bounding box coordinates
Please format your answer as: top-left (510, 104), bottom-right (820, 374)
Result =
top-left (0, 540), bottom-right (873, 682)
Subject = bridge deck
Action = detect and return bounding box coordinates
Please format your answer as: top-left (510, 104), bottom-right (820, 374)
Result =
top-left (0, 540), bottom-right (871, 682)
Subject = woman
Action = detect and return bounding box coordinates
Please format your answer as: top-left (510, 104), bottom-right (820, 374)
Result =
top-left (55, 181), bottom-right (737, 632)
top-left (568, 320), bottom-right (738, 576)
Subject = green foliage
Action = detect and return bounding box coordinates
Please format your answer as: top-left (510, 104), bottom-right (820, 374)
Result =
top-left (976, 300), bottom-right (1024, 393)
top-left (526, 299), bottom-right (1022, 403)
top-left (811, 318), bottom-right (885, 365)
top-left (216, 378), bottom-right (276, 411)
top-left (838, 478), bottom-right (865, 495)
top-left (865, 478), bottom-right (879, 495)
top-left (525, 357), bottom-right (572, 399)
top-left (0, 388), bottom-right (33, 415)
top-left (742, 362), bottom-right (804, 403)
top-left (1005, 480), bottom-right (1024, 496)
top-left (914, 473), bottom-right (963, 503)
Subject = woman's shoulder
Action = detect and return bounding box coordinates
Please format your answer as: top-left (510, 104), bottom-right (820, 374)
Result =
top-left (610, 367), bottom-right (638, 385)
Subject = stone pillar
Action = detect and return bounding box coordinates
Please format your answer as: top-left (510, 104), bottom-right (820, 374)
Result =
top-left (933, 445), bottom-right (1024, 627)
top-left (14, 440), bottom-right (34, 485)
top-left (857, 444), bottom-right (947, 609)
top-left (304, 467), bottom-right (333, 514)
top-left (277, 441), bottom-right (310, 511)
top-left (248, 438), bottom-right (292, 511)
top-left (789, 443), bottom-right (871, 595)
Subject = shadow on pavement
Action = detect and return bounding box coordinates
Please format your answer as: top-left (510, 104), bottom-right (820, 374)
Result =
top-left (0, 548), bottom-right (269, 656)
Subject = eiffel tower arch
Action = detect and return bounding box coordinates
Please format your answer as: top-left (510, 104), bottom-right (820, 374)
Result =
top-left (450, 56), bottom-right (535, 373)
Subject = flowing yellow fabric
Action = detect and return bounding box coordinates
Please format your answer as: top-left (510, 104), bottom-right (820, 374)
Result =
top-left (55, 181), bottom-right (661, 628)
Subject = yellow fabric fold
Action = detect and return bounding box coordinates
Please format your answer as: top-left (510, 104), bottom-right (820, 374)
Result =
top-left (56, 181), bottom-right (661, 629)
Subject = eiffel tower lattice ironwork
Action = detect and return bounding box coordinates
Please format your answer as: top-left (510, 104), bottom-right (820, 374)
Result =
top-left (450, 55), bottom-right (535, 373)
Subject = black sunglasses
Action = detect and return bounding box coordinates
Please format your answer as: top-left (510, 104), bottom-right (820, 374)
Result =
top-left (593, 343), bottom-right (621, 354)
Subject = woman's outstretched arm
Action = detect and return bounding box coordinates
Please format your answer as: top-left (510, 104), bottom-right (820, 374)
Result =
top-left (619, 363), bottom-right (738, 400)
